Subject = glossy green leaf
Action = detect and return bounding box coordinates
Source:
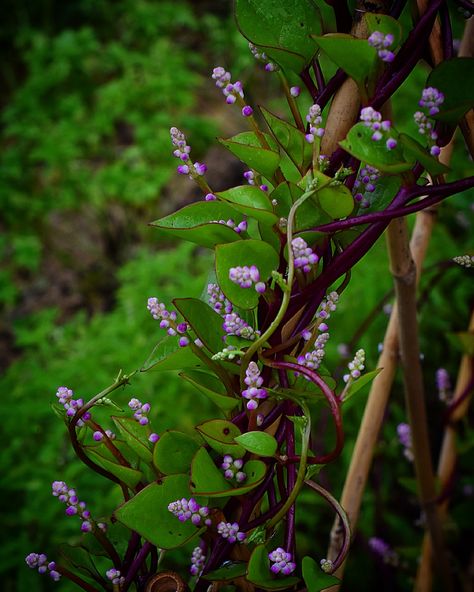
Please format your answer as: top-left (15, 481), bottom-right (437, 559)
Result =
top-left (234, 431), bottom-right (278, 457)
top-left (217, 185), bottom-right (279, 226)
top-left (57, 544), bottom-right (103, 585)
top-left (173, 298), bottom-right (225, 353)
top-left (261, 108), bottom-right (311, 169)
top-left (115, 475), bottom-right (205, 549)
top-left (247, 545), bottom-right (300, 590)
top-left (302, 556), bottom-right (340, 591)
top-left (204, 562), bottom-right (248, 581)
top-left (399, 134), bottom-right (449, 176)
top-left (356, 175), bottom-right (401, 215)
top-left (235, 0), bottom-right (321, 72)
top-left (428, 58), bottom-right (474, 124)
top-left (180, 370), bottom-right (239, 412)
top-left (318, 184), bottom-right (354, 219)
top-left (111, 417), bottom-right (153, 464)
top-left (195, 419), bottom-right (246, 456)
top-left (313, 34), bottom-right (377, 87)
top-left (151, 202), bottom-right (242, 249)
top-left (344, 368), bottom-right (382, 402)
top-left (220, 132), bottom-right (281, 179)
top-left (364, 13), bottom-right (402, 46)
top-left (86, 447), bottom-right (143, 489)
top-left (215, 239), bottom-right (279, 310)
top-left (190, 447), bottom-right (232, 495)
top-left (340, 123), bottom-right (414, 174)
top-left (153, 430), bottom-right (201, 475)
top-left (141, 335), bottom-right (203, 372)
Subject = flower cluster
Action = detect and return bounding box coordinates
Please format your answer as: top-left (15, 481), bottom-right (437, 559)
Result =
top-left (397, 423), bottom-right (414, 462)
top-left (368, 537), bottom-right (399, 566)
top-left (305, 104), bottom-right (325, 143)
top-left (229, 265), bottom-right (266, 293)
top-left (318, 291), bottom-right (339, 320)
top-left (190, 546), bottom-right (206, 576)
top-left (453, 254), bottom-right (474, 268)
top-left (221, 455), bottom-right (246, 482)
top-left (55, 386), bottom-right (91, 426)
top-left (360, 107), bottom-right (397, 150)
top-left (147, 297), bottom-right (190, 347)
top-left (93, 429), bottom-right (115, 442)
top-left (170, 127), bottom-right (207, 177)
top-left (297, 332), bottom-right (330, 374)
top-left (207, 283), bottom-right (233, 316)
top-left (343, 349), bottom-right (365, 382)
top-left (106, 568), bottom-right (125, 586)
top-left (291, 237), bottom-right (319, 273)
top-left (212, 66), bottom-right (253, 117)
top-left (436, 368), bottom-right (452, 403)
top-left (368, 31), bottom-right (395, 62)
top-left (419, 87), bottom-right (444, 116)
top-left (242, 361), bottom-right (268, 410)
top-left (52, 481), bottom-right (103, 533)
top-left (249, 43), bottom-right (278, 72)
top-left (223, 313), bottom-right (259, 340)
top-left (211, 218), bottom-right (248, 234)
top-left (25, 553), bottom-right (61, 582)
top-left (217, 521), bottom-right (246, 543)
top-left (268, 547), bottom-right (296, 575)
top-left (128, 398), bottom-right (151, 425)
top-left (168, 498), bottom-right (211, 526)
top-left (414, 87), bottom-right (444, 156)
top-left (353, 164), bottom-right (380, 206)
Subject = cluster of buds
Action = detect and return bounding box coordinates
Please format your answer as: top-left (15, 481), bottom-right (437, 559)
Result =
top-left (268, 548), bottom-right (296, 575)
top-left (170, 127), bottom-right (207, 178)
top-left (147, 297), bottom-right (190, 347)
top-left (52, 481), bottom-right (105, 533)
top-left (128, 398), bottom-right (151, 425)
top-left (55, 386), bottom-right (91, 427)
top-left (291, 237), bottom-right (319, 273)
top-left (229, 265), bottom-right (266, 293)
top-left (221, 455), bottom-right (247, 482)
top-left (419, 87), bottom-right (444, 116)
top-left (297, 332), bottom-right (330, 374)
top-left (190, 546), bottom-right (206, 576)
top-left (353, 164), bottom-right (380, 206)
top-left (106, 568), bottom-right (125, 587)
top-left (368, 537), bottom-right (399, 566)
top-left (25, 553), bottom-right (61, 582)
top-left (212, 66), bottom-right (253, 117)
top-left (168, 498), bottom-right (211, 526)
top-left (343, 349), bottom-right (366, 383)
top-left (207, 283), bottom-right (233, 316)
top-left (397, 423), bottom-right (414, 462)
top-left (217, 521), bottom-right (246, 543)
top-left (436, 368), bottom-right (452, 403)
top-left (318, 291), bottom-right (339, 320)
top-left (93, 429), bottom-right (115, 442)
top-left (249, 43), bottom-right (278, 72)
top-left (305, 104), bottom-right (325, 143)
top-left (243, 170), bottom-right (268, 191)
top-left (368, 31), bottom-right (395, 62)
top-left (414, 87), bottom-right (444, 156)
top-left (242, 361), bottom-right (268, 410)
top-left (453, 254), bottom-right (474, 268)
top-left (360, 107), bottom-right (397, 150)
top-left (223, 312), bottom-right (260, 340)
top-left (211, 218), bottom-right (248, 234)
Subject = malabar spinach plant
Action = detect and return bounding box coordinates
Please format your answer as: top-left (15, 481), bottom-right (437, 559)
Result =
top-left (25, 1), bottom-right (474, 591)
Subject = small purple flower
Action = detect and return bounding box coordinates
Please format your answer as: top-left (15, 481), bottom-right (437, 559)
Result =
top-left (52, 481), bottom-right (92, 531)
top-left (25, 553), bottom-right (61, 581)
top-left (397, 422), bottom-right (414, 461)
top-left (343, 349), bottom-right (365, 383)
top-left (305, 104), bottom-right (325, 143)
top-left (149, 432), bottom-right (160, 443)
top-left (223, 313), bottom-right (259, 341)
top-left (290, 86), bottom-right (300, 97)
top-left (368, 31), bottom-right (395, 63)
top-left (128, 398), bottom-right (151, 425)
top-left (386, 138), bottom-right (397, 150)
top-left (419, 87), bottom-right (444, 116)
top-left (353, 164), bottom-right (380, 204)
top-left (297, 332), bottom-right (330, 375)
top-left (243, 170), bottom-right (255, 185)
top-left (360, 108), bottom-right (395, 147)
top-left (212, 66), bottom-right (245, 106)
top-left (190, 546), bottom-right (206, 576)
top-left (93, 431), bottom-right (103, 442)
top-left (217, 521), bottom-right (246, 543)
top-left (249, 43), bottom-right (279, 72)
top-left (241, 361), bottom-right (268, 410)
top-left (260, 184), bottom-right (268, 192)
top-left (55, 387), bottom-right (91, 426)
top-left (268, 547), bottom-right (296, 575)
top-left (229, 265), bottom-right (266, 293)
top-left (318, 291), bottom-right (339, 319)
top-left (179, 336), bottom-right (190, 347)
top-left (207, 283), bottom-right (233, 316)
top-left (368, 537), bottom-right (399, 565)
top-left (106, 568), bottom-right (125, 586)
top-left (242, 105), bottom-right (253, 117)
top-left (205, 193), bottom-right (217, 201)
top-left (291, 237), bottom-right (319, 273)
top-left (221, 455), bottom-right (246, 482)
top-left (168, 498), bottom-right (210, 526)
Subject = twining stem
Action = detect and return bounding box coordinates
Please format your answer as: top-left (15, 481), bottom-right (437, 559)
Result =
top-left (56, 565), bottom-right (101, 592)
top-left (304, 479), bottom-right (351, 572)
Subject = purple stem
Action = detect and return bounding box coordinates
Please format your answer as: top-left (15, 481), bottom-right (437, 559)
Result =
top-left (440, 3), bottom-right (454, 60)
top-left (301, 67), bottom-right (318, 101)
top-left (323, 0), bottom-right (352, 33)
top-left (284, 417), bottom-right (297, 556)
top-left (312, 58), bottom-right (326, 92)
top-left (123, 542), bottom-right (153, 591)
top-left (390, 0), bottom-right (408, 18)
top-left (456, 0), bottom-right (474, 14)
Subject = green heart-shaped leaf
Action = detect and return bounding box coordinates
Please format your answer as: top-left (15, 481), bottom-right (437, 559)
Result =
top-left (234, 431), bottom-right (278, 456)
top-left (173, 298), bottom-right (225, 354)
top-left (196, 419), bottom-right (246, 456)
top-left (217, 185), bottom-right (278, 225)
top-left (141, 334), bottom-right (204, 372)
top-left (180, 370), bottom-right (239, 413)
top-left (112, 417), bottom-right (153, 464)
top-left (153, 430), bottom-right (201, 475)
